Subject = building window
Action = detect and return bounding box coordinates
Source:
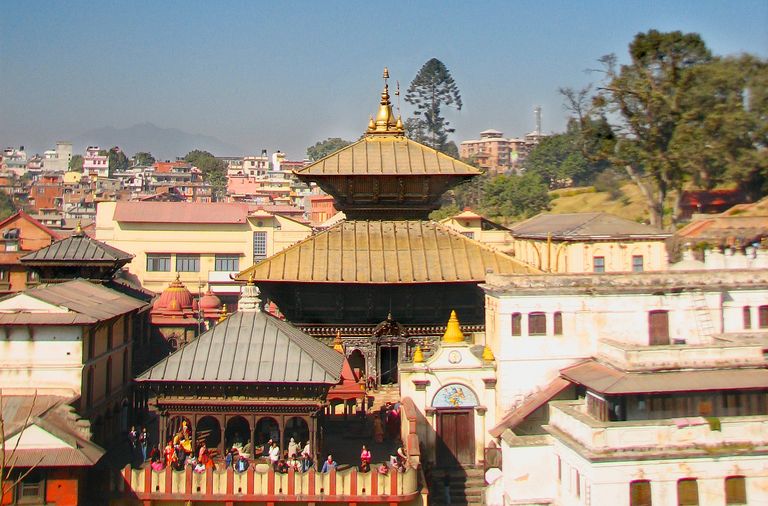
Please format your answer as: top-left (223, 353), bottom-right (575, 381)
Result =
top-left (528, 312), bottom-right (547, 336)
top-left (553, 312), bottom-right (563, 335)
top-left (725, 476), bottom-right (747, 505)
top-left (648, 310), bottom-right (670, 345)
top-left (122, 349), bottom-right (129, 384)
top-left (214, 254), bottom-right (240, 271)
top-left (743, 306), bottom-right (752, 329)
top-left (18, 469), bottom-right (45, 503)
top-left (575, 470), bottom-right (581, 498)
top-left (593, 256), bottom-right (605, 273)
top-left (556, 455), bottom-right (562, 482)
top-left (462, 231), bottom-right (475, 239)
top-left (26, 270), bottom-right (39, 284)
top-left (0, 268), bottom-right (8, 281)
top-left (105, 357), bottom-right (113, 396)
top-left (176, 254), bottom-right (200, 272)
top-left (677, 478), bottom-right (699, 505)
top-left (511, 313), bottom-right (522, 336)
top-left (759, 305), bottom-right (768, 328)
top-left (147, 254), bottom-right (170, 272)
top-left (253, 231), bottom-right (268, 260)
top-left (630, 480), bottom-right (652, 506)
top-left (632, 255), bottom-right (644, 272)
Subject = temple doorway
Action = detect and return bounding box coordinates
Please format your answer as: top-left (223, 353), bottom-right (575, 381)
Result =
top-left (436, 410), bottom-right (475, 467)
top-left (348, 349), bottom-right (366, 380)
top-left (379, 346), bottom-right (399, 385)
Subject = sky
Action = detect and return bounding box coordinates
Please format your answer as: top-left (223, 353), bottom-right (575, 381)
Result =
top-left (1, 0), bottom-right (767, 159)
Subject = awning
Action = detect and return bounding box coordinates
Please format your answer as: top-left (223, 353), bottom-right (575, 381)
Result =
top-left (561, 360), bottom-right (768, 395)
top-left (490, 377), bottom-right (571, 438)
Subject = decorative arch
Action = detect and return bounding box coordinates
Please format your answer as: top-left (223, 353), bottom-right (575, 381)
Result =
top-left (255, 417), bottom-right (280, 448)
top-left (225, 416), bottom-right (250, 450)
top-left (348, 348), bottom-right (366, 378)
top-left (283, 417), bottom-right (309, 450)
top-left (196, 416), bottom-right (221, 449)
top-left (431, 383), bottom-right (479, 408)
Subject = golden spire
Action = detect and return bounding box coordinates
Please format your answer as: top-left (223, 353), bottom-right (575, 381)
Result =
top-left (333, 330), bottom-right (344, 353)
top-left (482, 345), bottom-right (495, 361)
top-left (247, 270), bottom-right (255, 285)
top-left (218, 304), bottom-right (228, 323)
top-left (412, 345), bottom-right (424, 363)
top-left (442, 310), bottom-right (465, 343)
top-left (366, 67), bottom-right (405, 135)
top-left (75, 220), bottom-right (83, 235)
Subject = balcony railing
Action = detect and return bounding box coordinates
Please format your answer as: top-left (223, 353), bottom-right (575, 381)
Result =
top-left (121, 464), bottom-right (421, 503)
top-left (548, 400), bottom-right (768, 454)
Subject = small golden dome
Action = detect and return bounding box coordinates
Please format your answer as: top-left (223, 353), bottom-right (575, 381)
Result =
top-left (333, 330), bottom-right (344, 353)
top-left (482, 345), bottom-right (495, 361)
top-left (442, 310), bottom-right (465, 343)
top-left (412, 345), bottom-right (424, 363)
top-left (366, 68), bottom-right (405, 135)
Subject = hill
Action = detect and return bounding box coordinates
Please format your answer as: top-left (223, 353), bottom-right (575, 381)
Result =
top-left (548, 184), bottom-right (650, 223)
top-left (73, 123), bottom-right (244, 161)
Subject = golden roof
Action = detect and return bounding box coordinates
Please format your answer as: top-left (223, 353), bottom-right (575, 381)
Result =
top-left (295, 136), bottom-right (482, 176)
top-left (237, 220), bottom-right (538, 284)
top-left (442, 310), bottom-right (465, 343)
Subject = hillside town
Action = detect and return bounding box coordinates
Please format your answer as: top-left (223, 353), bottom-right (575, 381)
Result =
top-left (2, 5), bottom-right (768, 504)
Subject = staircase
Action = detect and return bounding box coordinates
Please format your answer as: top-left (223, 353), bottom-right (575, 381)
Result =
top-left (690, 290), bottom-right (716, 340)
top-left (369, 384), bottom-right (401, 411)
top-left (428, 466), bottom-right (485, 506)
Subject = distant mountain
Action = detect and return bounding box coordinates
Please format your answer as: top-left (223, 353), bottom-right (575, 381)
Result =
top-left (73, 123), bottom-right (244, 160)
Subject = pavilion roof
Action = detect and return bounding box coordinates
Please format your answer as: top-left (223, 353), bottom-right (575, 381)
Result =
top-left (21, 231), bottom-right (133, 265)
top-left (136, 310), bottom-right (343, 384)
top-left (236, 220), bottom-right (538, 284)
top-left (295, 135), bottom-right (481, 177)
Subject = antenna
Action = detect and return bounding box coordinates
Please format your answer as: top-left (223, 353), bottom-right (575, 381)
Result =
top-left (395, 80), bottom-right (401, 115)
top-left (534, 106), bottom-right (542, 135)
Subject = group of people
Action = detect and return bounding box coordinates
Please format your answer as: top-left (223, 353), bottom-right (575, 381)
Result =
top-left (359, 443), bottom-right (409, 474)
top-left (142, 421), bottom-right (215, 474)
top-left (266, 438), bottom-right (313, 473)
top-left (372, 402), bottom-right (401, 443)
top-left (128, 425), bottom-right (150, 464)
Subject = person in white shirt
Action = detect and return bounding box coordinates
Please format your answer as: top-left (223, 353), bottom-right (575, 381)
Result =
top-left (269, 442), bottom-right (280, 471)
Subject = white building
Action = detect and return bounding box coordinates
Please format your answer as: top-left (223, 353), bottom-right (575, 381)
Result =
top-left (42, 141), bottom-right (72, 172)
top-left (83, 146), bottom-right (109, 178)
top-left (482, 269), bottom-right (768, 505)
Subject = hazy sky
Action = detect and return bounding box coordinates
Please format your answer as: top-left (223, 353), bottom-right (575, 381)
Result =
top-left (2, 0), bottom-right (766, 159)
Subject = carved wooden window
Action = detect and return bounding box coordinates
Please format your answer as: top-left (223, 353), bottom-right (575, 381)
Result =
top-left (630, 480), bottom-right (652, 506)
top-left (553, 312), bottom-right (563, 335)
top-left (677, 478), bottom-right (699, 505)
top-left (528, 312), bottom-right (547, 336)
top-left (648, 310), bottom-right (670, 345)
top-left (725, 476), bottom-right (747, 505)
top-left (511, 313), bottom-right (521, 336)
top-left (743, 306), bottom-right (752, 329)
top-left (759, 305), bottom-right (768, 328)
top-left (593, 256), bottom-right (605, 273)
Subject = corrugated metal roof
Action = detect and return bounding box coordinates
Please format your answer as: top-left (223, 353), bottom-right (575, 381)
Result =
top-left (21, 234), bottom-right (133, 263)
top-left (489, 377), bottom-right (571, 437)
top-left (25, 279), bottom-right (148, 320)
top-left (561, 360), bottom-right (768, 394)
top-left (136, 310), bottom-right (343, 384)
top-left (510, 212), bottom-right (669, 239)
top-left (0, 313), bottom-right (96, 325)
top-left (296, 136), bottom-right (482, 176)
top-left (237, 220), bottom-right (537, 284)
top-left (113, 201), bottom-right (249, 224)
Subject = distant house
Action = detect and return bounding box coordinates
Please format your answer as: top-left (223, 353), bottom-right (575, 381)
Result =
top-left (0, 210), bottom-right (61, 294)
top-left (679, 189), bottom-right (747, 219)
top-left (508, 212), bottom-right (670, 273)
top-left (439, 208), bottom-right (514, 253)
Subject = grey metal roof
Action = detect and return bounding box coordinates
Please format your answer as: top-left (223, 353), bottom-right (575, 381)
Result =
top-left (24, 279), bottom-right (148, 321)
top-left (136, 310), bottom-right (343, 384)
top-left (509, 212), bottom-right (669, 239)
top-left (21, 233), bottom-right (133, 264)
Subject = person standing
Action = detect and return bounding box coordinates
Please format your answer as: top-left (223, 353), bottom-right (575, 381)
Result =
top-left (360, 445), bottom-right (372, 472)
top-left (321, 454), bottom-right (337, 473)
top-left (269, 441), bottom-right (280, 471)
top-left (139, 427), bottom-right (149, 461)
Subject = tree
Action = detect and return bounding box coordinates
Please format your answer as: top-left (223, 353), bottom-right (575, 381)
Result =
top-left (524, 130), bottom-right (604, 189)
top-left (133, 152), bottom-right (156, 167)
top-left (68, 154), bottom-right (83, 172)
top-left (184, 150), bottom-right (227, 200)
top-left (99, 147), bottom-right (129, 176)
top-left (0, 193), bottom-right (15, 221)
top-left (404, 58), bottom-right (462, 153)
top-left (480, 172), bottom-right (551, 220)
top-left (306, 138), bottom-right (353, 161)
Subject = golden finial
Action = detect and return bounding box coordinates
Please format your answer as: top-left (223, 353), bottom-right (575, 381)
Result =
top-left (413, 346), bottom-right (424, 363)
top-left (247, 270), bottom-right (255, 285)
top-left (366, 67), bottom-right (405, 135)
top-left (395, 116), bottom-right (403, 130)
top-left (75, 220), bottom-right (83, 235)
top-left (333, 330), bottom-right (344, 353)
top-left (482, 345), bottom-right (495, 361)
top-left (218, 304), bottom-right (228, 323)
top-left (442, 310), bottom-right (465, 343)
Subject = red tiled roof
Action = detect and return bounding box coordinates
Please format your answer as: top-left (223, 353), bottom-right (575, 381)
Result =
top-left (113, 202), bottom-right (249, 224)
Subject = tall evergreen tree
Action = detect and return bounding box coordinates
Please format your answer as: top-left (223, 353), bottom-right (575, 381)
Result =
top-left (404, 58), bottom-right (462, 153)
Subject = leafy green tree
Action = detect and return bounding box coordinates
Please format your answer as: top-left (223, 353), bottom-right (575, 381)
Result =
top-left (184, 150), bottom-right (227, 200)
top-left (0, 192), bottom-right (17, 220)
top-left (99, 147), bottom-right (129, 176)
top-left (404, 58), bottom-right (462, 153)
top-left (133, 151), bottom-right (156, 166)
top-left (480, 172), bottom-right (551, 220)
top-left (68, 154), bottom-right (84, 172)
top-left (306, 138), bottom-right (353, 161)
top-left (429, 204), bottom-right (460, 221)
top-left (524, 131), bottom-right (604, 189)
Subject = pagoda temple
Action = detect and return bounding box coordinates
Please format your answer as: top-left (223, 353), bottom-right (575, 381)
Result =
top-left (238, 70), bottom-right (538, 386)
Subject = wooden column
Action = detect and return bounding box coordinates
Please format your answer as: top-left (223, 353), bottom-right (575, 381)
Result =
top-left (249, 414), bottom-right (256, 457)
